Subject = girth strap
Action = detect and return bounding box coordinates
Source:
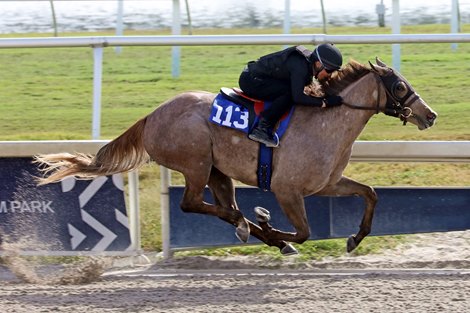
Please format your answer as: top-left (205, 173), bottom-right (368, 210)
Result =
top-left (258, 146), bottom-right (272, 191)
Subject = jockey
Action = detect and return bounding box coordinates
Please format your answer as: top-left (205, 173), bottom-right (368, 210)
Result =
top-left (239, 43), bottom-right (344, 147)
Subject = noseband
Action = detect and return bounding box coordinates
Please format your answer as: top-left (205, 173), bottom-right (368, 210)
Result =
top-left (342, 69), bottom-right (420, 125)
top-left (379, 70), bottom-right (420, 125)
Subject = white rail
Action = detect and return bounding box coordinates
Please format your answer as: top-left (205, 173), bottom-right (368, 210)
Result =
top-left (2, 140), bottom-right (470, 162)
top-left (2, 34), bottom-right (470, 48)
top-left (0, 140), bottom-right (108, 156)
top-left (350, 141), bottom-right (470, 163)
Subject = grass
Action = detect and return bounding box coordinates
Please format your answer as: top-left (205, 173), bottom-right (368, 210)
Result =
top-left (174, 234), bottom-right (407, 262)
top-left (1, 25), bottom-right (469, 257)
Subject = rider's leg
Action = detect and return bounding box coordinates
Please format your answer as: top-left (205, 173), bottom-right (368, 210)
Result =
top-left (249, 93), bottom-right (293, 147)
top-left (238, 72), bottom-right (293, 147)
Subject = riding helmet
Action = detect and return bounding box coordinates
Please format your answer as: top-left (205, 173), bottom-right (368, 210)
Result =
top-left (311, 43), bottom-right (343, 71)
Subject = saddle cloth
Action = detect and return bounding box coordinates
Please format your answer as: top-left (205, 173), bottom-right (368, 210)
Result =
top-left (209, 87), bottom-right (294, 137)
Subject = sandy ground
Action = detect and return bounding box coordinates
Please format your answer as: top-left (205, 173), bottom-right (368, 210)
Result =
top-left (0, 231), bottom-right (469, 313)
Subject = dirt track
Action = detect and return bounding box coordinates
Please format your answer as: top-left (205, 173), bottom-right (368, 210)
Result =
top-left (1, 269), bottom-right (469, 313)
top-left (1, 230), bottom-right (469, 313)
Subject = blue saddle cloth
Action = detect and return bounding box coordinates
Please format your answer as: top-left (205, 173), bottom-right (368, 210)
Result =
top-left (209, 90), bottom-right (295, 191)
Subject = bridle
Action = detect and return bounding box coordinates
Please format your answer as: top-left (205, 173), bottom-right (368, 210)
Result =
top-left (342, 67), bottom-right (421, 125)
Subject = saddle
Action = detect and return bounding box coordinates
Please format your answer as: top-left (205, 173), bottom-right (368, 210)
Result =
top-left (219, 87), bottom-right (263, 129)
top-left (220, 87), bottom-right (260, 108)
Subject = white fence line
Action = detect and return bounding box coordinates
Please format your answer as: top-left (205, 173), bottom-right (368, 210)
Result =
top-left (350, 141), bottom-right (470, 163)
top-left (2, 140), bottom-right (470, 162)
top-left (2, 33), bottom-right (470, 48)
top-left (0, 140), bottom-right (108, 157)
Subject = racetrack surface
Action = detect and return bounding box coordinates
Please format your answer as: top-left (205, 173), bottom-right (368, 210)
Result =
top-left (1, 268), bottom-right (469, 313)
top-left (1, 230), bottom-right (469, 313)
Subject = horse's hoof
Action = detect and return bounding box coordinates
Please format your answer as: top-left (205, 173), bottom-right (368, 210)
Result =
top-left (235, 225), bottom-right (250, 243)
top-left (347, 235), bottom-right (357, 253)
top-left (254, 206), bottom-right (271, 223)
top-left (280, 244), bottom-right (298, 256)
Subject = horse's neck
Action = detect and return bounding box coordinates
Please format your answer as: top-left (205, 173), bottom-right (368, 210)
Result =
top-left (337, 73), bottom-right (381, 136)
top-left (297, 73), bottom-right (380, 152)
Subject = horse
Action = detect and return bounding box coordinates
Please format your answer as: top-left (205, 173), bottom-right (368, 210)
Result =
top-left (35, 58), bottom-right (437, 255)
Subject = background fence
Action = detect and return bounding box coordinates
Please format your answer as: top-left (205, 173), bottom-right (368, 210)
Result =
top-left (2, 33), bottom-right (470, 139)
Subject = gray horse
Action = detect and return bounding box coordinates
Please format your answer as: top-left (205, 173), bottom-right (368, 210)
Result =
top-left (35, 59), bottom-right (437, 255)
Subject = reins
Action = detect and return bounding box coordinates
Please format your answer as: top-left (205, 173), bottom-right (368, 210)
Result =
top-left (340, 70), bottom-right (419, 125)
top-left (342, 74), bottom-right (382, 114)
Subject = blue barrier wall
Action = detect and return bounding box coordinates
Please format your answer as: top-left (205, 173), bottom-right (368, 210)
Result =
top-left (169, 186), bottom-right (470, 249)
top-left (0, 158), bottom-right (131, 253)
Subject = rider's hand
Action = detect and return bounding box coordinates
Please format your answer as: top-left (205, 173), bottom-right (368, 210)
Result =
top-left (324, 95), bottom-right (343, 107)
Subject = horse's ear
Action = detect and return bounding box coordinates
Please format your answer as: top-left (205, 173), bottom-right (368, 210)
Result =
top-left (369, 60), bottom-right (389, 76)
top-left (369, 61), bottom-right (378, 72)
top-left (375, 57), bottom-right (387, 67)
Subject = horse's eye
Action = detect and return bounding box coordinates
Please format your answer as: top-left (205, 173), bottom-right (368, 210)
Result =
top-left (393, 81), bottom-right (408, 99)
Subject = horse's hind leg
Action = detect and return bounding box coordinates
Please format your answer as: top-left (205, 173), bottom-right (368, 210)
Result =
top-left (208, 167), bottom-right (290, 252)
top-left (180, 169), bottom-right (250, 242)
top-left (317, 176), bottom-right (378, 252)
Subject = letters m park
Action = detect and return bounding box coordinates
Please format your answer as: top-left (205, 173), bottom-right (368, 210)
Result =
top-left (0, 200), bottom-right (53, 214)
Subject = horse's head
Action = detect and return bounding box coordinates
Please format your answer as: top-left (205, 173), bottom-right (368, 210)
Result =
top-left (369, 58), bottom-right (437, 130)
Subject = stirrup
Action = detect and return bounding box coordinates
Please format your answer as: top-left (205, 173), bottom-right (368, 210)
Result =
top-left (271, 132), bottom-right (280, 147)
top-left (261, 132), bottom-right (280, 148)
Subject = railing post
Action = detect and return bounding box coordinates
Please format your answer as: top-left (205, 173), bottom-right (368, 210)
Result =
top-left (160, 166), bottom-right (172, 259)
top-left (172, 0), bottom-right (181, 78)
top-left (283, 0), bottom-right (291, 49)
top-left (128, 170), bottom-right (141, 252)
top-left (92, 45), bottom-right (103, 140)
top-left (451, 0), bottom-right (460, 51)
top-left (392, 0), bottom-right (401, 71)
top-left (115, 0), bottom-right (124, 54)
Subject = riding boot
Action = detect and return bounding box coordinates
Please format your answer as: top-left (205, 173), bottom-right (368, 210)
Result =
top-left (248, 117), bottom-right (279, 147)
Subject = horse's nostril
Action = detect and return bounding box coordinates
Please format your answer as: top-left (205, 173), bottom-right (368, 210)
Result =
top-left (427, 112), bottom-right (437, 122)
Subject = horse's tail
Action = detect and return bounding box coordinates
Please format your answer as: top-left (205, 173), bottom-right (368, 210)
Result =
top-left (35, 117), bottom-right (149, 185)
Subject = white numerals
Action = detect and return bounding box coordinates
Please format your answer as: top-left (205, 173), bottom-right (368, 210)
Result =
top-left (233, 107), bottom-right (248, 129)
top-left (211, 101), bottom-right (248, 130)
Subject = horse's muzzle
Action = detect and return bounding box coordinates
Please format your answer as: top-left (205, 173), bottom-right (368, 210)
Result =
top-left (413, 110), bottom-right (438, 130)
top-left (427, 112), bottom-right (438, 126)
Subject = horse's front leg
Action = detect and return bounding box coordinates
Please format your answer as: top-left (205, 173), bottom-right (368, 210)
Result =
top-left (317, 176), bottom-right (378, 252)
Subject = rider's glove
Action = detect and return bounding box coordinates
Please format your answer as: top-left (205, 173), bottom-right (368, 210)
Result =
top-left (324, 95), bottom-right (343, 107)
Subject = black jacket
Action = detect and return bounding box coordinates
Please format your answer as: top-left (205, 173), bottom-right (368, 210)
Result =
top-left (247, 46), bottom-right (323, 106)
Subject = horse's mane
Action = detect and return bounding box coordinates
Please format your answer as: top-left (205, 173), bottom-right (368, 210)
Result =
top-left (304, 60), bottom-right (371, 97)
top-left (321, 60), bottom-right (371, 95)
